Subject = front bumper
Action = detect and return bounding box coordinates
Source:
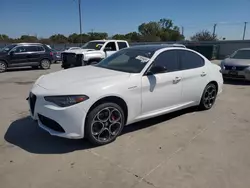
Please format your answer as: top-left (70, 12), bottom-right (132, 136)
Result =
top-left (28, 85), bottom-right (87, 139)
top-left (221, 69), bottom-right (250, 81)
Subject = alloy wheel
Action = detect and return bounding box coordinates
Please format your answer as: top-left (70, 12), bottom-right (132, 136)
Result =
top-left (0, 62), bottom-right (7, 72)
top-left (41, 59), bottom-right (50, 69)
top-left (91, 107), bottom-right (123, 143)
top-left (203, 85), bottom-right (217, 109)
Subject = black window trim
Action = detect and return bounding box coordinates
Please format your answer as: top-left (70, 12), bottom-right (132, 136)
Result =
top-left (9, 45), bottom-right (45, 54)
top-left (143, 49), bottom-right (181, 76)
top-left (177, 49), bottom-right (205, 70)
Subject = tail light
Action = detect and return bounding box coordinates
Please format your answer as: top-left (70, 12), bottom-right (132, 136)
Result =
top-left (50, 52), bottom-right (53, 56)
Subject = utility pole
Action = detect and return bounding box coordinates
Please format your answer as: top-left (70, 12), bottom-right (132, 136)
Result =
top-left (181, 26), bottom-right (184, 36)
top-left (243, 22), bottom-right (247, 40)
top-left (213, 23), bottom-right (217, 38)
top-left (78, 0), bottom-right (82, 44)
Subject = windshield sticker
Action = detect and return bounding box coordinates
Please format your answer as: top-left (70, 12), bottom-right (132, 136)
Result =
top-left (135, 55), bottom-right (150, 63)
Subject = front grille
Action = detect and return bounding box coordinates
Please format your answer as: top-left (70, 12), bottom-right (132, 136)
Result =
top-left (29, 93), bottom-right (37, 115)
top-left (61, 53), bottom-right (83, 68)
top-left (38, 114), bottom-right (65, 133)
top-left (224, 65), bottom-right (248, 71)
top-left (223, 74), bottom-right (245, 79)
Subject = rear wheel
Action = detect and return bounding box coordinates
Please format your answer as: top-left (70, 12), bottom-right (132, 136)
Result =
top-left (40, 59), bottom-right (51, 69)
top-left (0, 60), bottom-right (7, 73)
top-left (198, 83), bottom-right (217, 110)
top-left (85, 102), bottom-right (125, 145)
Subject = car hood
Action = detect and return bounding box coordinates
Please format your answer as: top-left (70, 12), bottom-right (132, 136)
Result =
top-left (222, 58), bottom-right (250, 66)
top-left (36, 66), bottom-right (130, 90)
top-left (63, 48), bottom-right (96, 54)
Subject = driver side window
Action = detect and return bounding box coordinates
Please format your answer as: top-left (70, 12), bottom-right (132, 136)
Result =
top-left (104, 42), bottom-right (117, 51)
top-left (152, 50), bottom-right (180, 73)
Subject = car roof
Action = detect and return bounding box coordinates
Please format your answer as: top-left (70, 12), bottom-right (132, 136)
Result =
top-left (13, 43), bottom-right (44, 46)
top-left (90, 40), bottom-right (128, 43)
top-left (129, 44), bottom-right (186, 51)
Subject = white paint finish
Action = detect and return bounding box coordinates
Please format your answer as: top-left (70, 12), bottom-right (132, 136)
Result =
top-left (141, 71), bottom-right (183, 115)
top-left (29, 47), bottom-right (223, 139)
top-left (62, 40), bottom-right (129, 62)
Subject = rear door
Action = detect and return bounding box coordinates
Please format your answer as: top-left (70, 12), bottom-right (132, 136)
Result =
top-left (103, 42), bottom-right (117, 57)
top-left (178, 49), bottom-right (209, 104)
top-left (25, 45), bottom-right (44, 64)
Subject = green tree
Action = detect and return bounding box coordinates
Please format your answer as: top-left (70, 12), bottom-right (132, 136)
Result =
top-left (190, 30), bottom-right (217, 41)
top-left (18, 35), bottom-right (38, 42)
top-left (88, 32), bottom-right (108, 40)
top-left (112, 34), bottom-right (127, 40)
top-left (0, 34), bottom-right (10, 42)
top-left (49, 34), bottom-right (68, 43)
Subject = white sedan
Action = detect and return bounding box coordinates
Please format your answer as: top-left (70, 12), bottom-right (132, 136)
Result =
top-left (28, 45), bottom-right (223, 145)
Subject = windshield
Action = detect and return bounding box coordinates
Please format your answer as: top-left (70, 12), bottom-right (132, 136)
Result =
top-left (95, 48), bottom-right (154, 73)
top-left (81, 41), bottom-right (105, 50)
top-left (231, 50), bottom-right (250, 59)
top-left (0, 44), bottom-right (17, 53)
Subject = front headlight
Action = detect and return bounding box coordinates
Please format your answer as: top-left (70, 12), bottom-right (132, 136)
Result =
top-left (44, 95), bottom-right (89, 107)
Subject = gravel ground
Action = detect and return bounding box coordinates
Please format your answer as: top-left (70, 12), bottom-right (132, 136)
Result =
top-left (1, 62), bottom-right (250, 188)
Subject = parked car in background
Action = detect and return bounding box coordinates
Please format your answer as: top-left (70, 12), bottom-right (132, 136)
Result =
top-left (61, 40), bottom-right (129, 69)
top-left (220, 48), bottom-right (250, 81)
top-left (51, 48), bottom-right (62, 63)
top-left (65, 47), bottom-right (81, 51)
top-left (0, 43), bottom-right (54, 72)
top-left (28, 45), bottom-right (223, 145)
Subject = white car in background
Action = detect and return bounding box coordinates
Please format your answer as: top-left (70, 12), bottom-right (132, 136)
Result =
top-left (28, 45), bottom-right (223, 145)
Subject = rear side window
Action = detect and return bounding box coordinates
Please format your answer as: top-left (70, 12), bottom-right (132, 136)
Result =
top-left (179, 50), bottom-right (204, 70)
top-left (152, 50), bottom-right (180, 72)
top-left (117, 42), bottom-right (128, 50)
top-left (36, 46), bottom-right (45, 51)
top-left (25, 46), bottom-right (38, 52)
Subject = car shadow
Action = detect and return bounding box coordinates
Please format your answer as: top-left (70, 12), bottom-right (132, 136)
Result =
top-left (4, 117), bottom-right (93, 154)
top-left (223, 79), bottom-right (250, 86)
top-left (5, 107), bottom-right (197, 154)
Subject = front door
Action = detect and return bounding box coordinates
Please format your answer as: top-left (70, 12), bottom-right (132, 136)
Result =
top-left (141, 50), bottom-right (183, 115)
top-left (8, 46), bottom-right (29, 66)
top-left (178, 50), bottom-right (209, 104)
top-left (103, 42), bottom-right (117, 57)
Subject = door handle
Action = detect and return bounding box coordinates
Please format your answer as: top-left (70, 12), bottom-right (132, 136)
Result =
top-left (173, 77), bottom-right (182, 84)
top-left (201, 72), bottom-right (207, 77)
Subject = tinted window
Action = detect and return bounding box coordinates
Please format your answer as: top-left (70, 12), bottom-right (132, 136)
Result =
top-left (13, 46), bottom-right (27, 53)
top-left (25, 46), bottom-right (39, 52)
top-left (118, 42), bottom-right (128, 50)
top-left (36, 46), bottom-right (45, 51)
top-left (179, 50), bottom-right (204, 70)
top-left (152, 50), bottom-right (179, 72)
top-left (104, 42), bottom-right (117, 51)
top-left (231, 50), bottom-right (250, 59)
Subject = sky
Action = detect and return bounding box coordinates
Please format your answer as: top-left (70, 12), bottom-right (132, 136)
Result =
top-left (0, 0), bottom-right (250, 40)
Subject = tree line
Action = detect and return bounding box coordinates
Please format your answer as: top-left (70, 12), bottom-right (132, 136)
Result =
top-left (0, 18), bottom-right (217, 44)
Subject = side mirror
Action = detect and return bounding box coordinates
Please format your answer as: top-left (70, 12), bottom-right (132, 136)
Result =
top-left (147, 65), bottom-right (167, 75)
top-left (9, 51), bottom-right (14, 56)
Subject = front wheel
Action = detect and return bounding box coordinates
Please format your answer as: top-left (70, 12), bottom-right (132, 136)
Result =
top-left (85, 103), bottom-right (125, 145)
top-left (40, 59), bottom-right (51, 69)
top-left (198, 83), bottom-right (217, 110)
top-left (0, 60), bottom-right (7, 73)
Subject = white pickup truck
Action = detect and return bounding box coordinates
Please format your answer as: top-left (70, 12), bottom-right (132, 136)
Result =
top-left (61, 40), bottom-right (129, 69)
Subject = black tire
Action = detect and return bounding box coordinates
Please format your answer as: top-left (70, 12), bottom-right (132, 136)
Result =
top-left (40, 59), bottom-right (51, 69)
top-left (85, 102), bottom-right (125, 146)
top-left (31, 66), bottom-right (39, 69)
top-left (0, 60), bottom-right (7, 73)
top-left (198, 83), bottom-right (217, 110)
